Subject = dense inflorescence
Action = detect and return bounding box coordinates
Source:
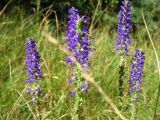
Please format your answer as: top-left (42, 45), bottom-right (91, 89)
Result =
top-left (65, 7), bottom-right (92, 96)
top-left (115, 0), bottom-right (132, 55)
top-left (128, 49), bottom-right (145, 100)
top-left (65, 7), bottom-right (91, 67)
top-left (26, 38), bottom-right (42, 103)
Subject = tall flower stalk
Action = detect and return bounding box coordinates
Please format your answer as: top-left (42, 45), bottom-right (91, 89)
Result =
top-left (25, 38), bottom-right (43, 104)
top-left (115, 0), bottom-right (132, 97)
top-left (65, 7), bottom-right (92, 120)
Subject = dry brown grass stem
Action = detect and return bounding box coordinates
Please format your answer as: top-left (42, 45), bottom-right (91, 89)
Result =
top-left (0, 0), bottom-right (13, 16)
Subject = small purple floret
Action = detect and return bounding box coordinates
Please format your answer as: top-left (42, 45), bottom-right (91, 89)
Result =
top-left (70, 87), bottom-right (77, 96)
top-left (81, 81), bottom-right (90, 93)
top-left (68, 76), bottom-right (76, 84)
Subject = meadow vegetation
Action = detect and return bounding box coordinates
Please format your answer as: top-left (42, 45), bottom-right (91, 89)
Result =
top-left (0, 0), bottom-right (160, 119)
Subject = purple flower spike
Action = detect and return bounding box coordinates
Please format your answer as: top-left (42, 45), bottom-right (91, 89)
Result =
top-left (26, 38), bottom-right (43, 82)
top-left (65, 7), bottom-right (91, 67)
top-left (128, 49), bottom-right (145, 99)
top-left (25, 38), bottom-right (43, 103)
top-left (115, 0), bottom-right (132, 55)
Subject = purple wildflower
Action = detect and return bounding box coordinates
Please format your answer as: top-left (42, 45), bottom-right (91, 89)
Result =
top-left (26, 38), bottom-right (42, 82)
top-left (65, 7), bottom-right (92, 96)
top-left (115, 0), bottom-right (132, 55)
top-left (65, 7), bottom-right (91, 67)
top-left (26, 38), bottom-right (42, 103)
top-left (128, 49), bottom-right (145, 99)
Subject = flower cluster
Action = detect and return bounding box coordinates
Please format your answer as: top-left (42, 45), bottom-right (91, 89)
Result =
top-left (26, 38), bottom-right (42, 103)
top-left (65, 7), bottom-right (91, 96)
top-left (128, 49), bottom-right (145, 99)
top-left (115, 0), bottom-right (132, 55)
top-left (65, 7), bottom-right (91, 67)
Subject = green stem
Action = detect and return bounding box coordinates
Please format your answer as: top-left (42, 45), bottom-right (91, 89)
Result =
top-left (142, 12), bottom-right (160, 119)
top-left (130, 103), bottom-right (136, 120)
top-left (73, 92), bottom-right (80, 120)
top-left (73, 68), bottom-right (83, 120)
top-left (119, 55), bottom-right (125, 97)
top-left (35, 102), bottom-right (42, 120)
